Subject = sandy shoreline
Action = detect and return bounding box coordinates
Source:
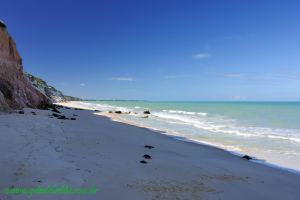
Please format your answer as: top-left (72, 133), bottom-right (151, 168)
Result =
top-left (59, 101), bottom-right (300, 174)
top-left (0, 104), bottom-right (300, 199)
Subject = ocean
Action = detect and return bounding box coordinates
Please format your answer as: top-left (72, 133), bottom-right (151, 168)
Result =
top-left (77, 101), bottom-right (300, 172)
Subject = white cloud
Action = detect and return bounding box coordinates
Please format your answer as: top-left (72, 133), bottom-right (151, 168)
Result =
top-left (224, 73), bottom-right (243, 78)
top-left (79, 83), bottom-right (86, 86)
top-left (270, 73), bottom-right (300, 80)
top-left (193, 53), bottom-right (210, 59)
top-left (111, 77), bottom-right (134, 81)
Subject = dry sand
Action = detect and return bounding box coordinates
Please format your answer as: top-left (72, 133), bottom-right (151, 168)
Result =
top-left (0, 104), bottom-right (299, 200)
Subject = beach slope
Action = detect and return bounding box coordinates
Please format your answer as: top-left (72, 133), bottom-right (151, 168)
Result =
top-left (0, 105), bottom-right (299, 200)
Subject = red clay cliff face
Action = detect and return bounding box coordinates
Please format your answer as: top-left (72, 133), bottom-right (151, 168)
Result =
top-left (0, 22), bottom-right (51, 111)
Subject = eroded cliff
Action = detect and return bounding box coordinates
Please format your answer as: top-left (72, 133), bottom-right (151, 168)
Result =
top-left (0, 20), bottom-right (51, 111)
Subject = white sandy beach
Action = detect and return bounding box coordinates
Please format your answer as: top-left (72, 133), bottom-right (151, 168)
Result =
top-left (0, 103), bottom-right (300, 200)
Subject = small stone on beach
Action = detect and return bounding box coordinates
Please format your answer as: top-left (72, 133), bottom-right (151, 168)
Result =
top-left (58, 115), bottom-right (68, 120)
top-left (18, 110), bottom-right (24, 114)
top-left (52, 113), bottom-right (61, 118)
top-left (52, 107), bottom-right (60, 113)
top-left (140, 160), bottom-right (147, 164)
top-left (144, 145), bottom-right (155, 149)
top-left (115, 111), bottom-right (122, 114)
top-left (144, 110), bottom-right (151, 114)
top-left (243, 155), bottom-right (252, 160)
top-left (143, 154), bottom-right (152, 159)
top-left (70, 118), bottom-right (76, 120)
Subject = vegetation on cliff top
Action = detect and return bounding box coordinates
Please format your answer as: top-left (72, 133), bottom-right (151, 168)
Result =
top-left (24, 72), bottom-right (81, 102)
top-left (0, 20), bottom-right (6, 28)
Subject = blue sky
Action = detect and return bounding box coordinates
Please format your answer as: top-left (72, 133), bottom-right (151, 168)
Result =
top-left (2, 0), bottom-right (300, 101)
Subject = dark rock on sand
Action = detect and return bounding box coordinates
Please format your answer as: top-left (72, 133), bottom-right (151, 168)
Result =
top-left (31, 111), bottom-right (36, 115)
top-left (115, 111), bottom-right (122, 114)
top-left (143, 154), bottom-right (152, 159)
top-left (70, 118), bottom-right (76, 120)
top-left (242, 155), bottom-right (252, 160)
top-left (108, 111), bottom-right (113, 113)
top-left (142, 116), bottom-right (149, 118)
top-left (75, 108), bottom-right (83, 110)
top-left (37, 103), bottom-right (54, 110)
top-left (144, 145), bottom-right (155, 149)
top-left (140, 160), bottom-right (147, 164)
top-left (94, 109), bottom-right (100, 112)
top-left (58, 115), bottom-right (68, 120)
top-left (55, 105), bottom-right (63, 109)
top-left (144, 110), bottom-right (151, 114)
top-left (52, 113), bottom-right (61, 118)
top-left (18, 110), bottom-right (24, 114)
top-left (52, 107), bottom-right (60, 113)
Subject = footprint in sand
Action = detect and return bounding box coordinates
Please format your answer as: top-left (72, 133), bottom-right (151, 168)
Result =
top-left (140, 145), bottom-right (155, 164)
top-left (55, 146), bottom-right (63, 152)
top-left (14, 165), bottom-right (25, 177)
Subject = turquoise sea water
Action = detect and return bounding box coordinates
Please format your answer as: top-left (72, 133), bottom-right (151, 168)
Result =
top-left (79, 101), bottom-right (300, 171)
